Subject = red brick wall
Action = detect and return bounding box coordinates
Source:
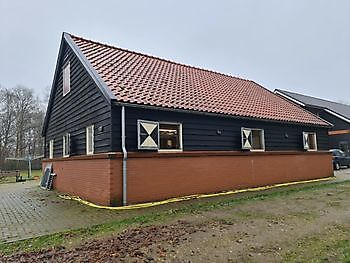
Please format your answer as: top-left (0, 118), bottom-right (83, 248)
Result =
top-left (43, 151), bottom-right (333, 206)
top-left (43, 154), bottom-right (122, 206)
top-left (126, 151), bottom-right (333, 204)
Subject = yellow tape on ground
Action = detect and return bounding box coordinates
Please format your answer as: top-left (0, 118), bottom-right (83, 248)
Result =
top-left (58, 176), bottom-right (335, 210)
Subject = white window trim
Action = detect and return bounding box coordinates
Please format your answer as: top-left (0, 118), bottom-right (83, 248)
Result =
top-left (250, 128), bottom-right (265, 152)
top-left (63, 133), bottom-right (70, 157)
top-left (86, 125), bottom-right (94, 155)
top-left (158, 122), bottom-right (183, 152)
top-left (303, 132), bottom-right (318, 151)
top-left (49, 140), bottom-right (54, 159)
top-left (63, 61), bottom-right (71, 97)
top-left (241, 127), bottom-right (265, 151)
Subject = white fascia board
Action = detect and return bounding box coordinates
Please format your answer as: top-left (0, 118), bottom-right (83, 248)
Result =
top-left (274, 90), bottom-right (306, 107)
top-left (324, 109), bottom-right (350, 124)
top-left (63, 32), bottom-right (115, 103)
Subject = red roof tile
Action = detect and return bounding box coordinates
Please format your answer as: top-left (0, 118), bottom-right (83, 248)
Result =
top-left (70, 34), bottom-right (329, 126)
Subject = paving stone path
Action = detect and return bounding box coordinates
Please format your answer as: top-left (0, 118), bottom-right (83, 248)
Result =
top-left (0, 169), bottom-right (349, 243)
top-left (0, 180), bottom-right (127, 243)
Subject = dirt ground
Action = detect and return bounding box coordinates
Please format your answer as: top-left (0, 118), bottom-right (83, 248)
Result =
top-left (1, 174), bottom-right (350, 262)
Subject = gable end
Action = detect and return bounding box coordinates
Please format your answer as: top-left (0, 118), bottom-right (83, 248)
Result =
top-left (42, 33), bottom-right (115, 136)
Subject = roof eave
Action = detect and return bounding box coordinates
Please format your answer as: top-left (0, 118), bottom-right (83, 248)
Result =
top-left (324, 108), bottom-right (350, 124)
top-left (274, 89), bottom-right (306, 107)
top-left (112, 101), bottom-right (331, 128)
top-left (274, 89), bottom-right (333, 127)
top-left (275, 89), bottom-right (349, 126)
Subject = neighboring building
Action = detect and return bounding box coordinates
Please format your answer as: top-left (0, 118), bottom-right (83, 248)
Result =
top-left (42, 33), bottom-right (332, 206)
top-left (275, 89), bottom-right (350, 156)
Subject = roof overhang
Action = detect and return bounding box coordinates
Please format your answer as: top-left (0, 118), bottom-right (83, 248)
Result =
top-left (113, 101), bottom-right (331, 128)
top-left (274, 90), bottom-right (333, 127)
top-left (324, 108), bottom-right (350, 124)
top-left (63, 33), bottom-right (116, 102)
top-left (274, 90), bottom-right (306, 107)
top-left (275, 89), bottom-right (350, 125)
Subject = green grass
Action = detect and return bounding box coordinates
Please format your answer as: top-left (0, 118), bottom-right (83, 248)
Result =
top-left (283, 225), bottom-right (350, 263)
top-left (0, 170), bottom-right (41, 184)
top-left (1, 179), bottom-right (349, 256)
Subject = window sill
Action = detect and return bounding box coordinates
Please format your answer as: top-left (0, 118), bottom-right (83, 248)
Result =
top-left (158, 149), bottom-right (183, 152)
top-left (249, 149), bottom-right (265, 152)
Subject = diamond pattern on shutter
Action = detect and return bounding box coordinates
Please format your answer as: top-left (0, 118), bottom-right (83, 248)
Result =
top-left (241, 128), bottom-right (252, 149)
top-left (138, 120), bottom-right (159, 150)
top-left (303, 132), bottom-right (310, 150)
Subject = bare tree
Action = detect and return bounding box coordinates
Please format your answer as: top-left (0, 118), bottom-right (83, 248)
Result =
top-left (12, 86), bottom-right (37, 157)
top-left (0, 85), bottom-right (45, 169)
top-left (0, 87), bottom-right (17, 166)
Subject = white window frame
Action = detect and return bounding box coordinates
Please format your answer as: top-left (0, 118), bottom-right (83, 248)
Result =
top-left (158, 122), bottom-right (183, 152)
top-left (86, 125), bottom-right (94, 155)
top-left (63, 133), bottom-right (70, 157)
top-left (303, 132), bottom-right (317, 151)
top-left (63, 61), bottom-right (71, 96)
top-left (241, 127), bottom-right (265, 151)
top-left (49, 140), bottom-right (54, 159)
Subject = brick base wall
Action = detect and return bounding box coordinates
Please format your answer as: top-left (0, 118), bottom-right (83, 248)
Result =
top-left (43, 151), bottom-right (333, 206)
top-left (42, 154), bottom-right (122, 206)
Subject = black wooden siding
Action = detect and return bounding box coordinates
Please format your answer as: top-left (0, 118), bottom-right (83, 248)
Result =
top-left (304, 106), bottom-right (349, 131)
top-left (319, 111), bottom-right (349, 131)
top-left (44, 41), bottom-right (112, 158)
top-left (303, 106), bottom-right (349, 151)
top-left (329, 134), bottom-right (350, 149)
top-left (111, 105), bottom-right (329, 152)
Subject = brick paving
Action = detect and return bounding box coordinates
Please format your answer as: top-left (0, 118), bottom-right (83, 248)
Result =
top-left (0, 180), bottom-right (128, 243)
top-left (0, 169), bottom-right (349, 243)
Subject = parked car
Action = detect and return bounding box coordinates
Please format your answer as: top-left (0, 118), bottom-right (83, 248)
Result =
top-left (330, 149), bottom-right (350, 170)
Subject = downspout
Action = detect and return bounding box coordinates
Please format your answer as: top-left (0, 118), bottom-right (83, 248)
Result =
top-left (121, 106), bottom-right (128, 206)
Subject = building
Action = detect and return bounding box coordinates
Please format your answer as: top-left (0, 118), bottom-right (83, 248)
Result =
top-left (275, 89), bottom-right (350, 156)
top-left (42, 33), bottom-right (332, 206)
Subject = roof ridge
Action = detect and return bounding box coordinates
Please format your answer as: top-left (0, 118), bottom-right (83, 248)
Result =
top-left (277, 89), bottom-right (350, 108)
top-left (68, 33), bottom-right (252, 84)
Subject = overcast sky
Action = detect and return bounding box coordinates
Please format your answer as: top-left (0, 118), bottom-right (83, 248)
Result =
top-left (1, 0), bottom-right (349, 103)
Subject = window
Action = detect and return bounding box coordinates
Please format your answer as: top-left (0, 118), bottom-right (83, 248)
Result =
top-left (137, 120), bottom-right (183, 151)
top-left (49, 140), bottom-right (54, 159)
top-left (303, 132), bottom-right (317, 151)
top-left (63, 62), bottom-right (70, 96)
top-left (86, 125), bottom-right (94, 155)
top-left (63, 133), bottom-right (70, 157)
top-left (159, 123), bottom-right (182, 151)
top-left (241, 128), bottom-right (265, 151)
